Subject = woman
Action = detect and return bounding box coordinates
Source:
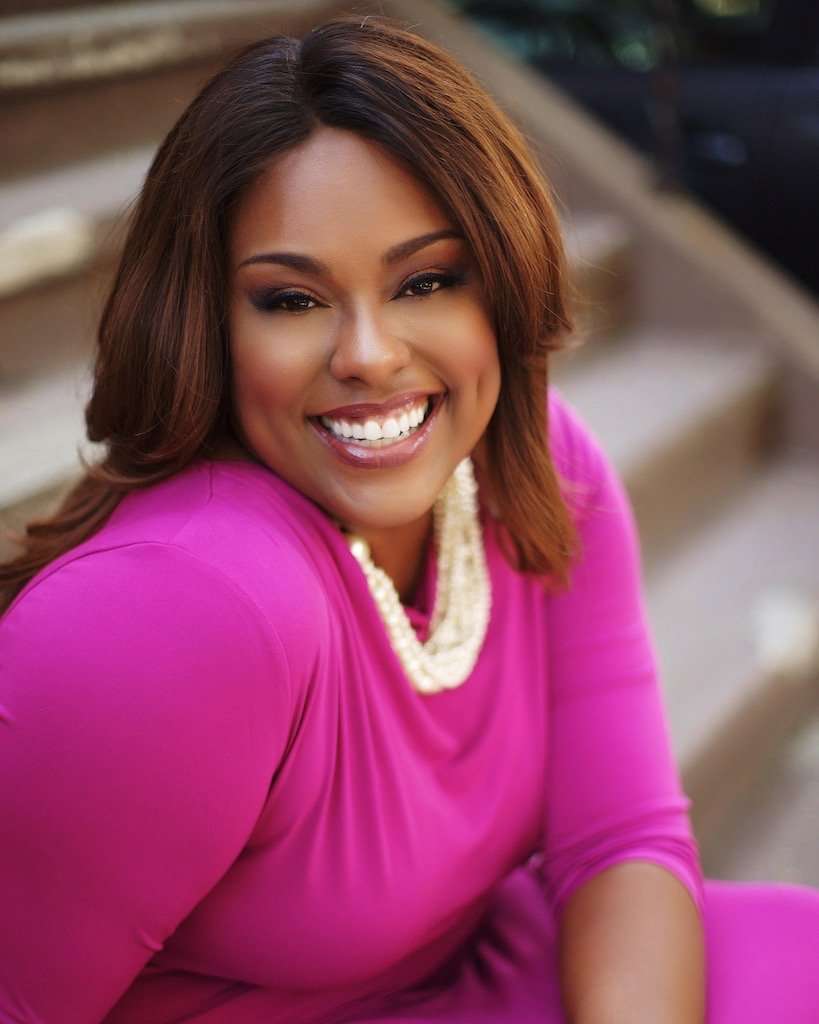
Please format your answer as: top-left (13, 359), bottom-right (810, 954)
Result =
top-left (1, 14), bottom-right (817, 1024)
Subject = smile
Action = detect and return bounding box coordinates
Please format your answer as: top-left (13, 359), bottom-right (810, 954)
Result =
top-left (319, 396), bottom-right (431, 445)
top-left (309, 393), bottom-right (445, 469)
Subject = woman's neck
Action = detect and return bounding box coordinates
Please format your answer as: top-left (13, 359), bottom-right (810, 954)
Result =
top-left (350, 511), bottom-right (434, 605)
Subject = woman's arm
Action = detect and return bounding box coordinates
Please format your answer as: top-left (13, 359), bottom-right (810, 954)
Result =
top-left (0, 543), bottom-right (291, 1023)
top-left (540, 391), bottom-right (707, 1022)
top-left (559, 860), bottom-right (705, 1024)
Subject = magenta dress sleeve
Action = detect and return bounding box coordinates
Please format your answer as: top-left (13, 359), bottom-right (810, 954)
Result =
top-left (538, 393), bottom-right (706, 924)
top-left (0, 542), bottom-right (291, 1024)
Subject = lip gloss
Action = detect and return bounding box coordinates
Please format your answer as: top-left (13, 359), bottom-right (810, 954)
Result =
top-left (309, 394), bottom-right (445, 470)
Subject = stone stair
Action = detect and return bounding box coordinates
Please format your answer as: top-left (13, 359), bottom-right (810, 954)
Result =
top-left (2, 0), bottom-right (819, 891)
top-left (643, 457), bottom-right (819, 869)
top-left (0, 145), bottom-right (149, 379)
top-left (0, 0), bottom-right (337, 180)
top-left (553, 326), bottom-right (819, 874)
top-left (553, 330), bottom-right (781, 563)
top-left (706, 713), bottom-right (819, 889)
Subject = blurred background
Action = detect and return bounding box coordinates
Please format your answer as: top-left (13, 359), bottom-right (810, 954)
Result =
top-left (451, 0), bottom-right (819, 298)
top-left (1, 0), bottom-right (818, 889)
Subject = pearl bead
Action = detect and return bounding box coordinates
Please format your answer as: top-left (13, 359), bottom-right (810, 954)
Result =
top-left (349, 537), bottom-right (370, 562)
top-left (344, 457), bottom-right (490, 694)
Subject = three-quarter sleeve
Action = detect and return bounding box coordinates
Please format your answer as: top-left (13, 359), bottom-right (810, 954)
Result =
top-left (537, 394), bottom-right (705, 924)
top-left (0, 542), bottom-right (291, 1024)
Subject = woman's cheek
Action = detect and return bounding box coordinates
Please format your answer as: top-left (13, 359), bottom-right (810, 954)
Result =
top-left (232, 317), bottom-right (324, 394)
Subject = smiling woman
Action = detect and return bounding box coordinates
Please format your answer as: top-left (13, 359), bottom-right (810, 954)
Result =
top-left (2, 11), bottom-right (819, 1024)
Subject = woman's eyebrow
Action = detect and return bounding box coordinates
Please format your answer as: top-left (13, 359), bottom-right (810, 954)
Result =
top-left (236, 229), bottom-right (465, 275)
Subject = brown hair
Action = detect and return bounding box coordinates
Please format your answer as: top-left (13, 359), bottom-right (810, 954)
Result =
top-left (0, 12), bottom-right (581, 615)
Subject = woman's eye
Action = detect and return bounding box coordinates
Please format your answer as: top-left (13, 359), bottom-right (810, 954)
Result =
top-left (399, 271), bottom-right (467, 299)
top-left (249, 290), bottom-right (318, 314)
top-left (249, 271), bottom-right (467, 314)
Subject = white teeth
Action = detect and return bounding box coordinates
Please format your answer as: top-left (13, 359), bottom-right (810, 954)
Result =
top-left (320, 397), bottom-right (432, 443)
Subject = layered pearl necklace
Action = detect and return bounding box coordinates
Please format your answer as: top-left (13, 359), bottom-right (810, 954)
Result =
top-left (345, 458), bottom-right (491, 695)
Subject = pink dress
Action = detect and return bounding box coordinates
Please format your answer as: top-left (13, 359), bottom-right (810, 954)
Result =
top-left (2, 388), bottom-right (817, 1023)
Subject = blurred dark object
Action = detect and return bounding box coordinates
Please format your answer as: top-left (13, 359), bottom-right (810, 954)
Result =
top-left (452, 0), bottom-right (819, 298)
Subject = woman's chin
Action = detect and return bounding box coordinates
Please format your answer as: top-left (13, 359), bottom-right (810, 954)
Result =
top-left (329, 498), bottom-right (434, 536)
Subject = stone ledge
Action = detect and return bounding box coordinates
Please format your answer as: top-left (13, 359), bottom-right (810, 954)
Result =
top-left (0, 0), bottom-right (324, 92)
top-left (641, 455), bottom-right (819, 854)
top-left (0, 144), bottom-right (149, 301)
top-left (554, 329), bottom-right (780, 560)
top-left (0, 364), bottom-right (102, 514)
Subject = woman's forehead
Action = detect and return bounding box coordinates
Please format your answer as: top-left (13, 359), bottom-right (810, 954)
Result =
top-left (229, 126), bottom-right (455, 260)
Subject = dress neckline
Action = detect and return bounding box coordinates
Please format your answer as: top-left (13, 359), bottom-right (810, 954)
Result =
top-left (202, 454), bottom-right (489, 646)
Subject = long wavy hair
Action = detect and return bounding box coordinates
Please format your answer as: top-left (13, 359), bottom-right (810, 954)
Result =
top-left (0, 12), bottom-right (582, 615)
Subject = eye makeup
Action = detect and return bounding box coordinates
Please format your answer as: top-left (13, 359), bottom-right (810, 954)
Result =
top-left (246, 268), bottom-right (470, 314)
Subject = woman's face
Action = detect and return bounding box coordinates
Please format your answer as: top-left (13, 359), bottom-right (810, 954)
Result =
top-left (227, 124), bottom-right (501, 534)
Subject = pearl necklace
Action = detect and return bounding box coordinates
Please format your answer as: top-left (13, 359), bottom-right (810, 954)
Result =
top-left (345, 458), bottom-right (491, 695)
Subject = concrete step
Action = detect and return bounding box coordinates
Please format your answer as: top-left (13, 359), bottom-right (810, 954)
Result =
top-left (0, 363), bottom-right (100, 560)
top-left (553, 330), bottom-right (781, 564)
top-left (559, 211), bottom-right (635, 350)
top-left (1, 2), bottom-right (131, 13)
top-left (703, 710), bottom-right (819, 888)
top-left (0, 142), bottom-right (150, 255)
top-left (0, 0), bottom-right (332, 182)
top-left (0, 145), bottom-right (151, 379)
top-left (642, 456), bottom-right (819, 859)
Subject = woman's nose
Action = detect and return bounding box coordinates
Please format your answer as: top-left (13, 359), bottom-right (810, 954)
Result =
top-left (328, 310), bottom-right (412, 387)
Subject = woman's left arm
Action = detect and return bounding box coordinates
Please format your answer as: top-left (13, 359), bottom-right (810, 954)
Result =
top-left (558, 860), bottom-right (705, 1023)
top-left (539, 392), bottom-right (706, 1023)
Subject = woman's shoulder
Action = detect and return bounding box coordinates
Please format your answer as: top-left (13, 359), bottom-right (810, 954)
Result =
top-left (7, 458), bottom-right (332, 661)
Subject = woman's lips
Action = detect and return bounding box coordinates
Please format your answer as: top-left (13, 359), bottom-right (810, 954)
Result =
top-left (309, 393), bottom-right (445, 470)
top-left (318, 390), bottom-right (434, 421)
